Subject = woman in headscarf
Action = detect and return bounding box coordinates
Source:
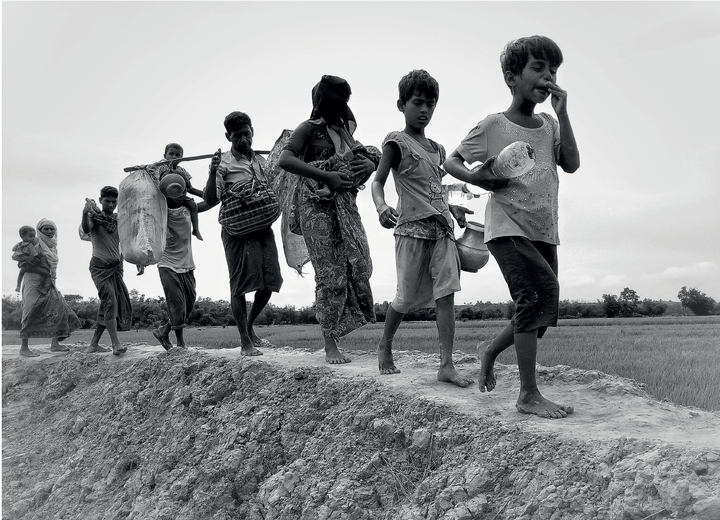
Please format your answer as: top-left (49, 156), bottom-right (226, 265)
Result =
top-left (278, 75), bottom-right (381, 364)
top-left (15, 219), bottom-right (81, 357)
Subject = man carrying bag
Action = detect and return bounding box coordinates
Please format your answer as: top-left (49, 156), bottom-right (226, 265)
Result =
top-left (204, 111), bottom-right (283, 356)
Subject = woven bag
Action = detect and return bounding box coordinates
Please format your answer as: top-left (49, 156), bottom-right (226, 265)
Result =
top-left (218, 174), bottom-right (280, 236)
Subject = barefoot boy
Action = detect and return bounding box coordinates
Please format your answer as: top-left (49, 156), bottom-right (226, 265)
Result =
top-left (371, 69), bottom-right (475, 388)
top-left (81, 186), bottom-right (133, 355)
top-left (150, 143), bottom-right (204, 241)
top-left (444, 35), bottom-right (580, 417)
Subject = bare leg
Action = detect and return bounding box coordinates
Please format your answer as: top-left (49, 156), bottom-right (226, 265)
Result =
top-left (50, 337), bottom-right (70, 352)
top-left (153, 323), bottom-right (173, 350)
top-left (324, 336), bottom-right (351, 364)
top-left (19, 338), bottom-right (40, 357)
top-left (174, 328), bottom-right (185, 348)
top-left (378, 304), bottom-right (403, 374)
top-left (188, 201), bottom-right (203, 241)
top-left (514, 331), bottom-right (573, 418)
top-left (479, 321), bottom-right (514, 392)
top-left (435, 295), bottom-right (473, 387)
top-left (86, 326), bottom-right (110, 353)
top-left (106, 319), bottom-right (125, 355)
top-left (248, 289), bottom-right (272, 347)
top-left (233, 293), bottom-right (262, 356)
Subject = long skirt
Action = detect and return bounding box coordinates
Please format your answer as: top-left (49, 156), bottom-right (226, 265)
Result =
top-left (159, 267), bottom-right (197, 330)
top-left (20, 272), bottom-right (80, 340)
top-left (298, 188), bottom-right (375, 339)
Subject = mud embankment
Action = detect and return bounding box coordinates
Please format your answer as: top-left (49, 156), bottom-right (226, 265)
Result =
top-left (2, 346), bottom-right (720, 520)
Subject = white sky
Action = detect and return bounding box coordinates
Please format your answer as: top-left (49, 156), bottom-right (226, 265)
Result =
top-left (3, 1), bottom-right (720, 309)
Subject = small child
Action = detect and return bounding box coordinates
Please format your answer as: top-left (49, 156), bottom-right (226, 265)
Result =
top-left (444, 35), bottom-right (580, 418)
top-left (150, 143), bottom-right (204, 240)
top-left (81, 186), bottom-right (133, 355)
top-left (371, 69), bottom-right (474, 388)
top-left (12, 225), bottom-right (52, 292)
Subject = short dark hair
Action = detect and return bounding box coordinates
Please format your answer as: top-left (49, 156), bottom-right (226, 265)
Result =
top-left (100, 186), bottom-right (118, 199)
top-left (164, 143), bottom-right (183, 155)
top-left (500, 35), bottom-right (563, 75)
top-left (224, 112), bottom-right (253, 134)
top-left (398, 69), bottom-right (439, 104)
top-left (19, 225), bottom-right (35, 238)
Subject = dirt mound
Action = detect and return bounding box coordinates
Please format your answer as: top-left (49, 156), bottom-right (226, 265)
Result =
top-left (2, 343), bottom-right (720, 519)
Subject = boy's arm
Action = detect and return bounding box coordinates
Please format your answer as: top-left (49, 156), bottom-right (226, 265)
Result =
top-left (548, 82), bottom-right (580, 173)
top-left (184, 176), bottom-right (205, 198)
top-left (443, 151), bottom-right (509, 191)
top-left (202, 150), bottom-right (222, 208)
top-left (556, 112), bottom-right (580, 173)
top-left (196, 200), bottom-right (213, 213)
top-left (371, 142), bottom-right (400, 229)
top-left (81, 200), bottom-right (96, 233)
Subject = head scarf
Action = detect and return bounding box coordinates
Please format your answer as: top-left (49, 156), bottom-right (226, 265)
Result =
top-left (36, 218), bottom-right (58, 253)
top-left (36, 218), bottom-right (60, 277)
top-left (310, 75), bottom-right (357, 134)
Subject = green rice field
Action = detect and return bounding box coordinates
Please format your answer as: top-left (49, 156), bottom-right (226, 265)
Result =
top-left (4, 316), bottom-right (719, 412)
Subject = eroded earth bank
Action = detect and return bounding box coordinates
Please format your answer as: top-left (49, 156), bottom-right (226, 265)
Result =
top-left (2, 344), bottom-right (720, 519)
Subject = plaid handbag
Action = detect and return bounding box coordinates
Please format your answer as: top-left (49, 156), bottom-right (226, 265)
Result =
top-left (218, 171), bottom-right (280, 236)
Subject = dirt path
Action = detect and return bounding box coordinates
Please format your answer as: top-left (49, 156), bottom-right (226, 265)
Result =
top-left (4, 341), bottom-right (719, 451)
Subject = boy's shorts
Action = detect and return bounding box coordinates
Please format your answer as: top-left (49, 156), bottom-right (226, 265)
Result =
top-left (391, 235), bottom-right (461, 314)
top-left (487, 236), bottom-right (559, 337)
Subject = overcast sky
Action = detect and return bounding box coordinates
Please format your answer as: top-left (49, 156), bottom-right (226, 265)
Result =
top-left (3, 1), bottom-right (720, 309)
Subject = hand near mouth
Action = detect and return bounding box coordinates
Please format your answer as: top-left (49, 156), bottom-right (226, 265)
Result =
top-left (545, 81), bottom-right (568, 116)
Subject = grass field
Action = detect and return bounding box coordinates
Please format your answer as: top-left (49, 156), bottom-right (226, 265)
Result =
top-left (4, 316), bottom-right (719, 411)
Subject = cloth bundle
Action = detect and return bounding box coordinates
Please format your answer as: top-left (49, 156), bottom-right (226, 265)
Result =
top-left (117, 169), bottom-right (168, 266)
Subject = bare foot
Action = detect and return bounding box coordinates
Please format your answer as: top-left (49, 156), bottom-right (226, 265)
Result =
top-left (478, 343), bottom-right (497, 392)
top-left (241, 344), bottom-right (263, 356)
top-left (193, 229), bottom-right (203, 241)
top-left (437, 365), bottom-right (474, 388)
top-left (324, 338), bottom-right (351, 364)
top-left (377, 343), bottom-right (400, 374)
top-left (254, 338), bottom-right (276, 349)
top-left (325, 348), bottom-right (351, 364)
top-left (153, 329), bottom-right (173, 350)
top-left (516, 390), bottom-right (574, 419)
top-left (85, 345), bottom-right (110, 353)
top-left (112, 344), bottom-right (127, 356)
top-left (50, 345), bottom-right (70, 352)
top-left (19, 348), bottom-right (40, 358)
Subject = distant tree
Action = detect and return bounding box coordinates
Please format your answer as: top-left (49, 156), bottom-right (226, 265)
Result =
top-left (602, 294), bottom-right (621, 318)
top-left (677, 286), bottom-right (716, 316)
top-left (640, 299), bottom-right (667, 317)
top-left (2, 296), bottom-right (22, 330)
top-left (619, 287), bottom-right (640, 317)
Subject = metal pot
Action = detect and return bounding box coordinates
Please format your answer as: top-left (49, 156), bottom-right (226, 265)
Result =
top-left (456, 221), bottom-right (489, 273)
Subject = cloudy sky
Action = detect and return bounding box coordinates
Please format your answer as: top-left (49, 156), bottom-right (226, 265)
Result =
top-left (3, 1), bottom-right (720, 309)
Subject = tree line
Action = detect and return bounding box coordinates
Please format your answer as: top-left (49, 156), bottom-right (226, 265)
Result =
top-left (2, 286), bottom-right (717, 331)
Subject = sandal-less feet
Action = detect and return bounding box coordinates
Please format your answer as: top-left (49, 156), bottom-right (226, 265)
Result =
top-left (152, 329), bottom-right (173, 350)
top-left (50, 345), bottom-right (70, 352)
top-left (85, 345), bottom-right (110, 353)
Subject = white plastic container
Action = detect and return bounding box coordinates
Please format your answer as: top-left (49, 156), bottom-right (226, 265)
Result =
top-left (491, 141), bottom-right (536, 179)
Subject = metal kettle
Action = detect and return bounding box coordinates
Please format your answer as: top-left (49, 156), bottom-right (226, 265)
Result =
top-left (456, 221), bottom-right (489, 272)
